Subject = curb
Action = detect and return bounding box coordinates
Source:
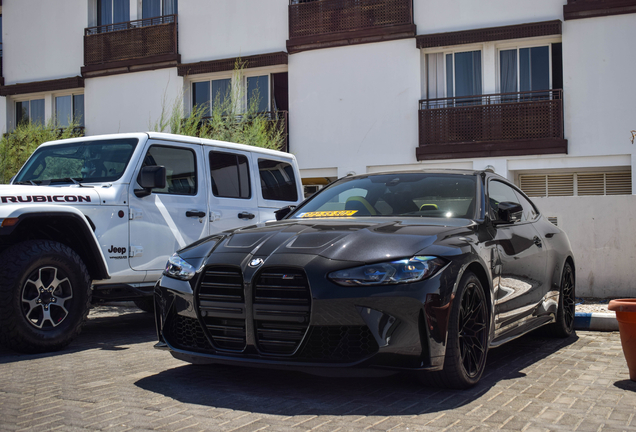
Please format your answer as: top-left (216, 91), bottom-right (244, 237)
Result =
top-left (574, 312), bottom-right (619, 332)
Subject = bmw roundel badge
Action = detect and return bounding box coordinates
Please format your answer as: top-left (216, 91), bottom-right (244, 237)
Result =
top-left (249, 258), bottom-right (264, 268)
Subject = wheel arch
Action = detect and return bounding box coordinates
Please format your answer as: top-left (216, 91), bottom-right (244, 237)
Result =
top-left (1, 212), bottom-right (109, 281)
top-left (463, 261), bottom-right (492, 317)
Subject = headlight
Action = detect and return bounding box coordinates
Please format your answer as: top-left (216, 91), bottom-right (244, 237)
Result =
top-left (163, 253), bottom-right (197, 280)
top-left (328, 256), bottom-right (446, 287)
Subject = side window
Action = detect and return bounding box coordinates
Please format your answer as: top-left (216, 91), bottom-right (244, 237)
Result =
top-left (258, 159), bottom-right (298, 202)
top-left (488, 180), bottom-right (520, 220)
top-left (209, 151), bottom-right (250, 199)
top-left (513, 190), bottom-right (539, 222)
top-left (142, 145), bottom-right (197, 195)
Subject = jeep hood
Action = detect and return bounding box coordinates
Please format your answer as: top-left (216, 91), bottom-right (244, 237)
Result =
top-left (0, 185), bottom-right (102, 206)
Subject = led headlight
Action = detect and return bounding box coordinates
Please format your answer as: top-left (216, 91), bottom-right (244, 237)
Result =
top-left (163, 253), bottom-right (197, 280)
top-left (328, 256), bottom-right (446, 287)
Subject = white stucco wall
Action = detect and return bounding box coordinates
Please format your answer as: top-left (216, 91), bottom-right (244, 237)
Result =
top-left (85, 69), bottom-right (183, 135)
top-left (178, 0), bottom-right (288, 63)
top-left (3, 0), bottom-right (86, 84)
top-left (414, 0), bottom-right (566, 34)
top-left (534, 195), bottom-right (636, 298)
top-left (562, 15), bottom-right (636, 161)
top-left (290, 39), bottom-right (420, 178)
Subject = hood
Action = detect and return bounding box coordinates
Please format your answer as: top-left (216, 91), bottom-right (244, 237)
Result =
top-left (0, 184), bottom-right (102, 206)
top-left (184, 218), bottom-right (476, 264)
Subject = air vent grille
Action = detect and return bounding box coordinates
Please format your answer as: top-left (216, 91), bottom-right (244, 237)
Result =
top-left (519, 171), bottom-right (631, 197)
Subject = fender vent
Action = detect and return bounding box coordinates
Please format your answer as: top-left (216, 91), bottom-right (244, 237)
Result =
top-left (253, 268), bottom-right (311, 355)
top-left (197, 266), bottom-right (246, 351)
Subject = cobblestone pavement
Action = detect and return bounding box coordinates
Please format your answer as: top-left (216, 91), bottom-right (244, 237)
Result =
top-left (1, 304), bottom-right (635, 432)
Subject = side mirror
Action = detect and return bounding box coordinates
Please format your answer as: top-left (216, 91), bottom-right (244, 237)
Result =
top-left (493, 201), bottom-right (523, 224)
top-left (274, 205), bottom-right (296, 221)
top-left (135, 165), bottom-right (166, 198)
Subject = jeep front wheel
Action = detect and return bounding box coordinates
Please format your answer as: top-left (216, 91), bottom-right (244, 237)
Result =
top-left (0, 240), bottom-right (91, 353)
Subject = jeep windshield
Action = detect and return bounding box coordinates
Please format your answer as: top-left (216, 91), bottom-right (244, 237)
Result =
top-left (13, 138), bottom-right (138, 185)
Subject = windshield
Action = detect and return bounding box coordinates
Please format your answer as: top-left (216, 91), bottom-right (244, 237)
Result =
top-left (13, 138), bottom-right (138, 185)
top-left (292, 173), bottom-right (477, 219)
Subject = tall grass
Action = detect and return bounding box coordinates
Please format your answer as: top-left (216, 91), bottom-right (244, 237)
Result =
top-left (150, 60), bottom-right (286, 151)
top-left (0, 120), bottom-right (83, 184)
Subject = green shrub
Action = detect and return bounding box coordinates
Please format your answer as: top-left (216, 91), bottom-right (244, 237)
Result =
top-left (0, 120), bottom-right (84, 184)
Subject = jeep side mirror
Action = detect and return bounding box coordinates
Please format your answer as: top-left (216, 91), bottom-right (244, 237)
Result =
top-left (493, 201), bottom-right (523, 225)
top-left (135, 165), bottom-right (166, 198)
top-left (274, 205), bottom-right (296, 221)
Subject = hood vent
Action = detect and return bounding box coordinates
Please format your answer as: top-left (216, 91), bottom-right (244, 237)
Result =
top-left (253, 268), bottom-right (311, 355)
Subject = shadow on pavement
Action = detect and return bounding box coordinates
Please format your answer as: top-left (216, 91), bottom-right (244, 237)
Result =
top-left (614, 379), bottom-right (636, 392)
top-left (135, 332), bottom-right (579, 416)
top-left (0, 306), bottom-right (156, 363)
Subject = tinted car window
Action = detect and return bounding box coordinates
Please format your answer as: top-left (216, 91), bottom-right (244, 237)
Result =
top-left (143, 145), bottom-right (197, 195)
top-left (258, 159), bottom-right (298, 202)
top-left (488, 180), bottom-right (520, 219)
top-left (209, 151), bottom-right (250, 199)
top-left (513, 189), bottom-right (539, 222)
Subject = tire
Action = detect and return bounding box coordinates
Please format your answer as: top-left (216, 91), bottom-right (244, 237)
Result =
top-left (421, 272), bottom-right (489, 389)
top-left (0, 240), bottom-right (91, 354)
top-left (544, 262), bottom-right (575, 338)
top-left (133, 297), bottom-right (155, 313)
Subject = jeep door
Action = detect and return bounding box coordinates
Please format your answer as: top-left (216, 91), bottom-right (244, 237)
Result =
top-left (129, 141), bottom-right (208, 274)
top-left (206, 148), bottom-right (261, 233)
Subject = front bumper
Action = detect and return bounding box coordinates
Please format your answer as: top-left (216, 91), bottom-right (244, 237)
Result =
top-left (154, 253), bottom-right (457, 372)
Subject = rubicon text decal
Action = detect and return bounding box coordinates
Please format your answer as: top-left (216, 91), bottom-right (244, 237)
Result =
top-left (1, 195), bottom-right (92, 203)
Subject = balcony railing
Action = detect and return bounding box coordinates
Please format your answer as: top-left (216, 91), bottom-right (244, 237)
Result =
top-left (417, 89), bottom-right (567, 160)
top-left (564, 0), bottom-right (636, 20)
top-left (287, 0), bottom-right (415, 53)
top-left (84, 15), bottom-right (178, 68)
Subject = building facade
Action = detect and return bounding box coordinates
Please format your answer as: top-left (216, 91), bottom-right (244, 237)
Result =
top-left (1, 0), bottom-right (636, 296)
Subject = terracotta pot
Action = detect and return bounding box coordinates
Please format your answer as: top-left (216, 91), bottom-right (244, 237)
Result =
top-left (608, 299), bottom-right (636, 382)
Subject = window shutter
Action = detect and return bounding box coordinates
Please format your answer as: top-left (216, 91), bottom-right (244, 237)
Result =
top-left (519, 175), bottom-right (547, 197)
top-left (606, 172), bottom-right (632, 195)
top-left (547, 174), bottom-right (574, 196)
top-left (577, 173), bottom-right (605, 196)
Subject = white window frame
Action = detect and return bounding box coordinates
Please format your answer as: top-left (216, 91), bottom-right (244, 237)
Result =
top-left (53, 92), bottom-right (85, 128)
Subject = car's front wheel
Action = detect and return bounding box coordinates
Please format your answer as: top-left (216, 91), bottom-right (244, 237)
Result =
top-left (0, 240), bottom-right (91, 353)
top-left (422, 271), bottom-right (489, 389)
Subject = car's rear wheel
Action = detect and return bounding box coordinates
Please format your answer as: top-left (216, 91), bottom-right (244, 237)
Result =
top-left (544, 262), bottom-right (575, 338)
top-left (421, 271), bottom-right (489, 389)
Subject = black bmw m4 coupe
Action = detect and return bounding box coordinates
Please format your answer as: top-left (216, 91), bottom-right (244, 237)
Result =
top-left (154, 170), bottom-right (575, 388)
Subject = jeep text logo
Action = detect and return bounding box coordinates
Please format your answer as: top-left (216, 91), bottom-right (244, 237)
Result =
top-left (108, 245), bottom-right (127, 255)
top-left (1, 195), bottom-right (91, 203)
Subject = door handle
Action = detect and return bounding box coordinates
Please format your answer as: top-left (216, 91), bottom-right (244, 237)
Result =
top-left (533, 236), bottom-right (543, 248)
top-left (186, 210), bottom-right (206, 218)
top-left (238, 211), bottom-right (255, 220)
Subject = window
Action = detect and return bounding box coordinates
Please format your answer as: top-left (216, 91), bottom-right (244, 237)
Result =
top-left (258, 159), bottom-right (298, 201)
top-left (191, 74), bottom-right (270, 116)
top-left (142, 146), bottom-right (197, 195)
top-left (16, 99), bottom-right (45, 126)
top-left (425, 50), bottom-right (482, 103)
top-left (209, 151), bottom-right (250, 199)
top-left (98, 0), bottom-right (130, 27)
top-left (488, 180), bottom-right (523, 222)
top-left (55, 94), bottom-right (85, 127)
top-left (500, 46), bottom-right (550, 94)
top-left (142, 0), bottom-right (178, 19)
top-left (519, 172), bottom-right (632, 197)
top-left (192, 78), bottom-right (231, 117)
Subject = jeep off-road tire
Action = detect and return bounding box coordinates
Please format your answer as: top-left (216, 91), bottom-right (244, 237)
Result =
top-left (0, 240), bottom-right (92, 353)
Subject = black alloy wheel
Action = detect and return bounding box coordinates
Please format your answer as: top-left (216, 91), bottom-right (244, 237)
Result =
top-left (421, 271), bottom-right (489, 389)
top-left (545, 262), bottom-right (576, 338)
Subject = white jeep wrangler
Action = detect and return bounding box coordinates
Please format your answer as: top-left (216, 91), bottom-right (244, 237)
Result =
top-left (0, 132), bottom-right (303, 353)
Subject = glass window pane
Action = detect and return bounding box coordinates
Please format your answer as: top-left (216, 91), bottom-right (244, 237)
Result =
top-left (211, 78), bottom-right (231, 113)
top-left (500, 49), bottom-right (518, 94)
top-left (113, 0), bottom-right (130, 23)
top-left (247, 75), bottom-right (269, 113)
top-left (98, 0), bottom-right (113, 25)
top-left (16, 101), bottom-right (29, 125)
top-left (163, 0), bottom-right (178, 15)
top-left (56, 96), bottom-right (72, 127)
top-left (258, 159), bottom-right (298, 202)
top-left (530, 46), bottom-right (550, 92)
top-left (143, 0), bottom-right (161, 18)
top-left (73, 94), bottom-right (85, 127)
top-left (192, 81), bottom-right (210, 117)
top-left (454, 51), bottom-right (481, 97)
top-left (144, 146), bottom-right (197, 195)
top-left (209, 151), bottom-right (250, 199)
top-left (30, 99), bottom-right (45, 125)
top-left (520, 48), bottom-right (530, 92)
top-left (446, 54), bottom-right (453, 98)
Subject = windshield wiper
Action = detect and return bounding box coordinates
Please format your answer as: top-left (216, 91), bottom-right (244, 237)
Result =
top-left (13, 180), bottom-right (39, 185)
top-left (43, 177), bottom-right (94, 187)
